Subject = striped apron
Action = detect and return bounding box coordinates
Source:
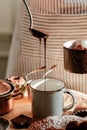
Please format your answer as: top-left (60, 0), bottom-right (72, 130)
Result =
top-left (6, 0), bottom-right (87, 93)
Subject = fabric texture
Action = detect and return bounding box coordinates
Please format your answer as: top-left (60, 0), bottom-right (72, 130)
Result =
top-left (6, 0), bottom-right (87, 93)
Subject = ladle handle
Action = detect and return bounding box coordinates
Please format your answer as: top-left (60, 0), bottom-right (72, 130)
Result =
top-left (43, 64), bottom-right (57, 78)
top-left (23, 0), bottom-right (33, 28)
top-left (25, 66), bottom-right (46, 81)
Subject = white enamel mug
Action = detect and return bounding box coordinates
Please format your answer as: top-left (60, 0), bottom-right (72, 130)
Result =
top-left (29, 78), bottom-right (75, 118)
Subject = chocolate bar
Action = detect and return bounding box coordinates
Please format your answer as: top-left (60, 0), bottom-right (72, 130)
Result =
top-left (11, 114), bottom-right (32, 128)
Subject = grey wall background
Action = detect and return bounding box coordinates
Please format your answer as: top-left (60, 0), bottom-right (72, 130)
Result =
top-left (0, 0), bottom-right (21, 79)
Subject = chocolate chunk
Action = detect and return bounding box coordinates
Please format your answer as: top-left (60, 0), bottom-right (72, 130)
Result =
top-left (11, 114), bottom-right (32, 128)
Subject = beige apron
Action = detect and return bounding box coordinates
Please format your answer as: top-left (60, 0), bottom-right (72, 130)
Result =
top-left (6, 0), bottom-right (87, 93)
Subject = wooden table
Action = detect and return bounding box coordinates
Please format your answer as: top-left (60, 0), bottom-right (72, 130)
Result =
top-left (0, 90), bottom-right (87, 130)
top-left (0, 97), bottom-right (32, 130)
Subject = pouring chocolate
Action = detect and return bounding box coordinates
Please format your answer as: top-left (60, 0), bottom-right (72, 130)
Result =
top-left (23, 0), bottom-right (49, 70)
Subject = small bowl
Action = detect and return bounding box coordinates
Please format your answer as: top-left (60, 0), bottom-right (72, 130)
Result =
top-left (73, 109), bottom-right (87, 117)
top-left (0, 117), bottom-right (10, 130)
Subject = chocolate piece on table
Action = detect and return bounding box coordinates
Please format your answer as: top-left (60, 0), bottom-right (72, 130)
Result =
top-left (11, 114), bottom-right (32, 128)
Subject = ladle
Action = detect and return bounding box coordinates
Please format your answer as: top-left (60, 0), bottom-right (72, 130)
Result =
top-left (23, 0), bottom-right (49, 39)
top-left (23, 0), bottom-right (49, 69)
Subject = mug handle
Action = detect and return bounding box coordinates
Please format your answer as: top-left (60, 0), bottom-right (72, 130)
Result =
top-left (63, 89), bottom-right (75, 111)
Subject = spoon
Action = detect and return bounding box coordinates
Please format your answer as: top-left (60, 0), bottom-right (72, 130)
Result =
top-left (23, 0), bottom-right (49, 39)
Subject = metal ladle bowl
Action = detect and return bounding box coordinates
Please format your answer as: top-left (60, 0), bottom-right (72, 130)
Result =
top-left (23, 0), bottom-right (49, 39)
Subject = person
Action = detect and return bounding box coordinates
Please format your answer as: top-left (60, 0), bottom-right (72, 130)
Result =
top-left (6, 0), bottom-right (87, 93)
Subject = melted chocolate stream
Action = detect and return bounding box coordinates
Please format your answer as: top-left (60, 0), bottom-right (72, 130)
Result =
top-left (44, 38), bottom-right (47, 91)
top-left (39, 39), bottom-right (41, 67)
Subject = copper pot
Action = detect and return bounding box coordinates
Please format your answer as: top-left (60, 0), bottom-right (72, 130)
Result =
top-left (0, 80), bottom-right (25, 115)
